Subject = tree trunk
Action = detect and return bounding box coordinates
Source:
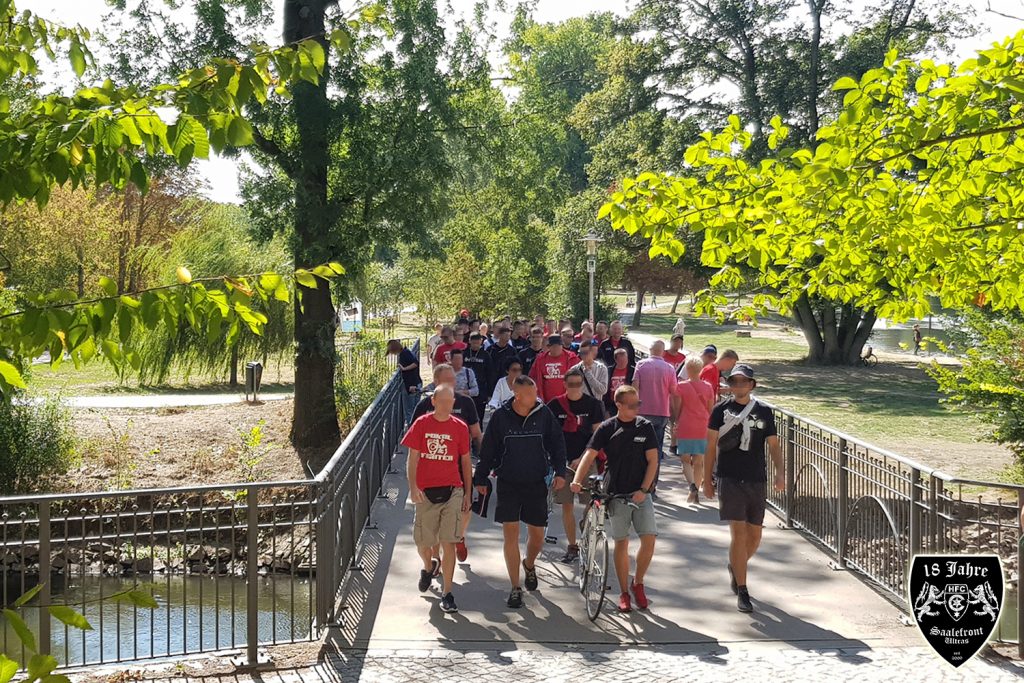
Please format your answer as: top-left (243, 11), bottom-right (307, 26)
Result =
top-left (632, 288), bottom-right (645, 328)
top-left (76, 245), bottom-right (85, 298)
top-left (670, 291), bottom-right (681, 314)
top-left (794, 293), bottom-right (877, 365)
top-left (229, 345), bottom-right (239, 388)
top-left (287, 0), bottom-right (341, 452)
top-left (807, 0), bottom-right (824, 138)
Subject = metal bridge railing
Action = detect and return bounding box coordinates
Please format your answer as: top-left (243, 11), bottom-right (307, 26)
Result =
top-left (0, 341), bottom-right (416, 669)
top-left (631, 337), bottom-right (1022, 654)
top-left (766, 406), bottom-right (1023, 653)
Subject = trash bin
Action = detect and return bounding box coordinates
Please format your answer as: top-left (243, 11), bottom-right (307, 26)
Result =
top-left (245, 361), bottom-right (263, 402)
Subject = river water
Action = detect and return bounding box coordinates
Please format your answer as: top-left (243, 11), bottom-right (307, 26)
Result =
top-left (2, 574), bottom-right (314, 667)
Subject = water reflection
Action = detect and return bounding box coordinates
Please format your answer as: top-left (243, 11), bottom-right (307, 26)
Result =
top-left (2, 574), bottom-right (314, 667)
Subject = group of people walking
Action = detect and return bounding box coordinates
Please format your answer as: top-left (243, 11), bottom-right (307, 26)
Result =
top-left (392, 311), bottom-right (784, 617)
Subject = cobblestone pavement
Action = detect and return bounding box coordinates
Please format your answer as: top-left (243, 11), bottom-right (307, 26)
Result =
top-left (319, 645), bottom-right (1022, 683)
top-left (74, 643), bottom-right (1024, 683)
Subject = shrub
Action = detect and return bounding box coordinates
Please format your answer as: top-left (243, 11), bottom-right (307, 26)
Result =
top-left (0, 398), bottom-right (77, 493)
top-left (928, 309), bottom-right (1024, 470)
top-left (335, 333), bottom-right (393, 429)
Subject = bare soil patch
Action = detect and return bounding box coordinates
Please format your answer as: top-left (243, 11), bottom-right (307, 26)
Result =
top-left (61, 398), bottom-right (337, 493)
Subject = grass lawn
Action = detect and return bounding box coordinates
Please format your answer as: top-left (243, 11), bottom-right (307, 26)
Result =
top-left (26, 359), bottom-right (297, 397)
top-left (623, 311), bottom-right (1012, 482)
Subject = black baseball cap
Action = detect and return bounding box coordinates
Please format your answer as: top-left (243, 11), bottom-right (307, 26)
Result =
top-left (547, 335), bottom-right (563, 346)
top-left (728, 364), bottom-right (755, 381)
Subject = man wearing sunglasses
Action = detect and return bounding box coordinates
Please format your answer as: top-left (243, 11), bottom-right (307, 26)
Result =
top-left (703, 364), bottom-right (784, 613)
top-left (548, 367), bottom-right (604, 564)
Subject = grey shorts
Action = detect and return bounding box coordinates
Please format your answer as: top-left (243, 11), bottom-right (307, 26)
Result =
top-left (606, 495), bottom-right (658, 541)
top-left (717, 478), bottom-right (767, 526)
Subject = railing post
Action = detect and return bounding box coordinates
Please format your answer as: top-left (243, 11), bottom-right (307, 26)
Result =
top-left (37, 501), bottom-right (50, 657)
top-left (784, 414), bottom-right (795, 529)
top-left (908, 468), bottom-right (921, 589)
top-left (1018, 489), bottom-right (1023, 660)
top-left (835, 437), bottom-right (848, 569)
top-left (246, 485), bottom-right (258, 665)
top-left (927, 476), bottom-right (939, 552)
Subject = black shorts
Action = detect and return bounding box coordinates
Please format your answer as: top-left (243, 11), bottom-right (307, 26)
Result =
top-left (494, 479), bottom-right (549, 527)
top-left (717, 477), bottom-right (767, 526)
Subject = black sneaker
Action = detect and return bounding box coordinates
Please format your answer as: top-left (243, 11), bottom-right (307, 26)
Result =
top-left (728, 564), bottom-right (737, 595)
top-left (737, 587), bottom-right (753, 613)
top-left (440, 592), bottom-right (458, 613)
top-left (507, 587), bottom-right (523, 608)
top-left (523, 561), bottom-right (538, 591)
top-left (560, 545), bottom-right (580, 564)
top-left (418, 569), bottom-right (432, 592)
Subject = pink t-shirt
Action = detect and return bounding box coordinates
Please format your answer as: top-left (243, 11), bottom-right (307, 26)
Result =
top-left (632, 356), bottom-right (676, 417)
top-left (674, 380), bottom-right (715, 440)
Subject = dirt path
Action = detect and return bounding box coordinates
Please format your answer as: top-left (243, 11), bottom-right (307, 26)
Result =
top-left (64, 398), bottom-right (334, 493)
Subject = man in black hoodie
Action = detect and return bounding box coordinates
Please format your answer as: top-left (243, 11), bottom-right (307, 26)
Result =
top-left (474, 375), bottom-right (567, 609)
top-left (487, 325), bottom-right (519, 379)
top-left (598, 320), bottom-right (637, 369)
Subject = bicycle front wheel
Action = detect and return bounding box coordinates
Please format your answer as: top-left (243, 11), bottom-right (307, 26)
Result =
top-left (584, 514), bottom-right (609, 621)
top-left (578, 505), bottom-right (595, 594)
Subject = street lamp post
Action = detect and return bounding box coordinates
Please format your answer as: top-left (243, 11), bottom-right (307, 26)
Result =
top-left (580, 231), bottom-right (603, 324)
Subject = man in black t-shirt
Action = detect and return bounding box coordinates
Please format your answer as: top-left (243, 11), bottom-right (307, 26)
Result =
top-left (411, 363), bottom-right (483, 563)
top-left (547, 367), bottom-right (604, 564)
top-left (704, 364), bottom-right (783, 614)
top-left (388, 339), bottom-right (421, 425)
top-left (571, 385), bottom-right (659, 614)
top-left (464, 333), bottom-right (495, 420)
top-left (517, 326), bottom-right (546, 376)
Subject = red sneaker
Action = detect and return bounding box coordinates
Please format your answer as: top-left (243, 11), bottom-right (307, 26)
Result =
top-left (456, 540), bottom-right (468, 562)
top-left (631, 580), bottom-right (649, 610)
top-left (618, 592), bottom-right (632, 613)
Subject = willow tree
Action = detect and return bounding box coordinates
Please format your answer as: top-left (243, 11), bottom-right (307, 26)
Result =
top-left (603, 32), bottom-right (1024, 363)
top-left (0, 0), bottom-right (345, 397)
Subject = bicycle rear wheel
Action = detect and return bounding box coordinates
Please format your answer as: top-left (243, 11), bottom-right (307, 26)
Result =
top-left (583, 511), bottom-right (609, 621)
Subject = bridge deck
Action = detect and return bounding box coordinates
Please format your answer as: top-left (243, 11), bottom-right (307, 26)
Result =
top-left (315, 446), bottom-right (1023, 681)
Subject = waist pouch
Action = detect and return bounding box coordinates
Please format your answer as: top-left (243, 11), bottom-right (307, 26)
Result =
top-left (423, 486), bottom-right (455, 504)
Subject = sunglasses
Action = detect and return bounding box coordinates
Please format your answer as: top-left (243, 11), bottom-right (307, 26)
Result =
top-left (565, 382), bottom-right (584, 388)
top-left (617, 401), bottom-right (641, 409)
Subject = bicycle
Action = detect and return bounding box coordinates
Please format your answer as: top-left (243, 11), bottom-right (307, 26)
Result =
top-left (576, 473), bottom-right (638, 621)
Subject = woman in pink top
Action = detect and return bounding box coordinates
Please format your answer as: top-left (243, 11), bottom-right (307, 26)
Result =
top-left (671, 356), bottom-right (716, 504)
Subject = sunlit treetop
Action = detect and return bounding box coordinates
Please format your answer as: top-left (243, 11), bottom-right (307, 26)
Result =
top-left (602, 30), bottom-right (1024, 322)
top-left (0, 0), bottom-right (356, 207)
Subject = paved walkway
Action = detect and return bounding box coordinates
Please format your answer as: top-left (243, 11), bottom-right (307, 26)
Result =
top-left (321, 449), bottom-right (1023, 681)
top-left (51, 392), bottom-right (292, 409)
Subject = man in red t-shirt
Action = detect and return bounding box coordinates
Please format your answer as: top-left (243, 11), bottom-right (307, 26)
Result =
top-left (432, 326), bottom-right (467, 366)
top-left (401, 385), bottom-right (472, 614)
top-left (700, 346), bottom-right (739, 400)
top-left (663, 334), bottom-right (687, 373)
top-left (528, 335), bottom-right (579, 401)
